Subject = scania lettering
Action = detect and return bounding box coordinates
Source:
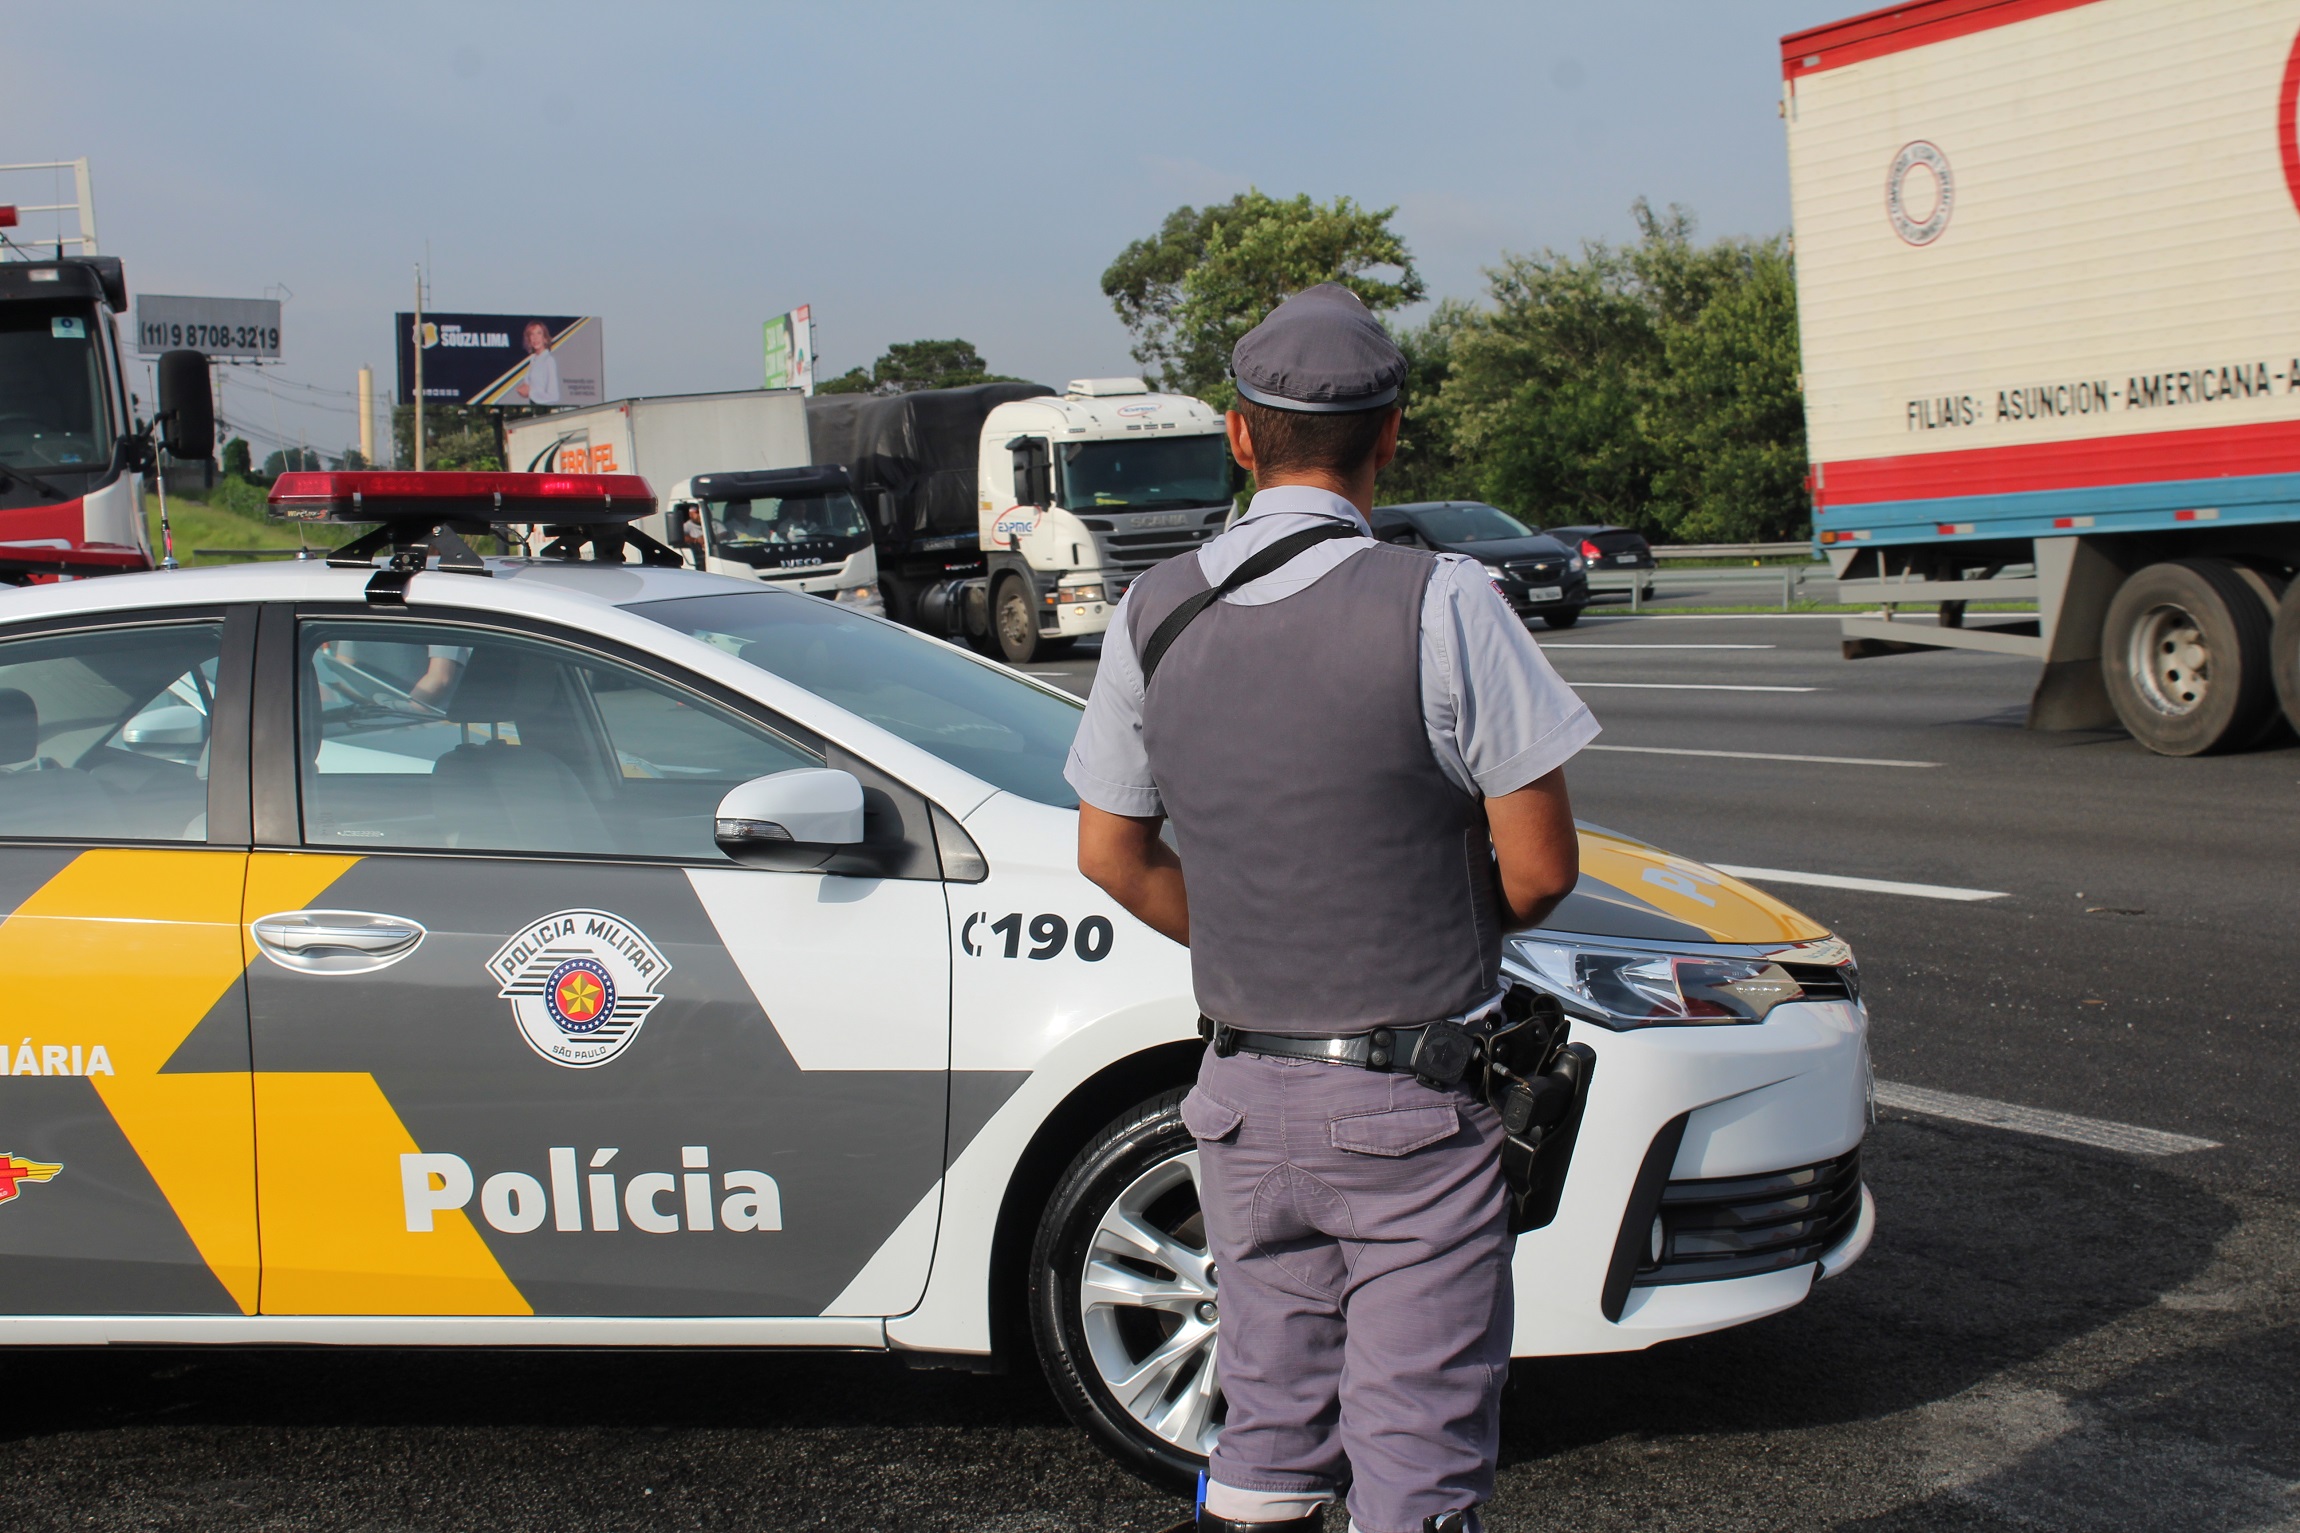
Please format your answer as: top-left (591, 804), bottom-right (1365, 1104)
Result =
top-left (1784, 0), bottom-right (2300, 754)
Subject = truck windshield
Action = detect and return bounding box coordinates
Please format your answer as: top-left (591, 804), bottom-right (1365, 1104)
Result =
top-left (0, 305), bottom-right (111, 472)
top-left (704, 490), bottom-right (871, 570)
top-left (1059, 434), bottom-right (1229, 510)
top-left (1409, 505), bottom-right (1535, 544)
top-left (626, 590), bottom-right (1083, 808)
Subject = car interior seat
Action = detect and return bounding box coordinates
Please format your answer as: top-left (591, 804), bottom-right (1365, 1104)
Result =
top-left (0, 686), bottom-right (118, 836)
top-left (429, 647), bottom-right (611, 854)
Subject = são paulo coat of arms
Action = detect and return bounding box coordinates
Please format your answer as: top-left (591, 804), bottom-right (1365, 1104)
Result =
top-left (486, 909), bottom-right (672, 1068)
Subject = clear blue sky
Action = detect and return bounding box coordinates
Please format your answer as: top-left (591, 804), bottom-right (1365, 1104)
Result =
top-left (8, 1), bottom-right (1850, 461)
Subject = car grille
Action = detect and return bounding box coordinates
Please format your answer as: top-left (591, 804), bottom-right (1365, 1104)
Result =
top-left (1503, 559), bottom-right (1566, 583)
top-left (1635, 1146), bottom-right (1864, 1288)
top-left (1780, 961), bottom-right (1858, 1003)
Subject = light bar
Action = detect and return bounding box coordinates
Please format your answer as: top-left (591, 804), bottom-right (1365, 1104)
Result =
top-left (0, 207), bottom-right (17, 229)
top-left (268, 471), bottom-right (657, 524)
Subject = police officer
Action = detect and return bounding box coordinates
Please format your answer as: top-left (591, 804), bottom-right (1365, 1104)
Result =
top-left (1067, 284), bottom-right (1596, 1533)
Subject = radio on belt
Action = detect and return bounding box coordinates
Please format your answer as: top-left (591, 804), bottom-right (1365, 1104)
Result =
top-left (266, 470), bottom-right (679, 606)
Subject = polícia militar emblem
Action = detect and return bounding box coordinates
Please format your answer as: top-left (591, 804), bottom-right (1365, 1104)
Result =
top-left (487, 911), bottom-right (671, 1068)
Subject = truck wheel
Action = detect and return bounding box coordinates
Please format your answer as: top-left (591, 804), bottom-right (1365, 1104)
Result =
top-left (1541, 606), bottom-right (1584, 630)
top-left (2273, 580), bottom-right (2300, 737)
top-left (2101, 558), bottom-right (2277, 755)
top-left (1030, 1086), bottom-right (1217, 1492)
top-left (994, 575), bottom-right (1042, 665)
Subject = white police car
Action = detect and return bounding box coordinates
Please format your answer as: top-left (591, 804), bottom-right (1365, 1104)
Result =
top-left (0, 473), bottom-right (1869, 1487)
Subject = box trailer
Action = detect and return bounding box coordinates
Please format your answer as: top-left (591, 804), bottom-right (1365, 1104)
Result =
top-left (1784, 0), bottom-right (2300, 753)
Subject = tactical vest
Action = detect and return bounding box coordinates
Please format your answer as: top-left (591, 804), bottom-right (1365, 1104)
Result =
top-left (1128, 539), bottom-right (1503, 1034)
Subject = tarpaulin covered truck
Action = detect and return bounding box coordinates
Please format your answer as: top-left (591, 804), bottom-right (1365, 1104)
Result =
top-left (1784, 0), bottom-right (2300, 753)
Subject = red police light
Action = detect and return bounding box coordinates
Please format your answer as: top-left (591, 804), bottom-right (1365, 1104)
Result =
top-left (0, 207), bottom-right (18, 229)
top-left (268, 470), bottom-right (657, 524)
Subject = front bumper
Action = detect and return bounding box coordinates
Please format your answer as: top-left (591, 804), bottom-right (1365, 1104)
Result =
top-left (1508, 998), bottom-right (1871, 1355)
top-left (1496, 570), bottom-right (1591, 616)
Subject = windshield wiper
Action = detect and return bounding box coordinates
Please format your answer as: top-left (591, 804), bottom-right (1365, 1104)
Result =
top-left (0, 456), bottom-right (70, 502)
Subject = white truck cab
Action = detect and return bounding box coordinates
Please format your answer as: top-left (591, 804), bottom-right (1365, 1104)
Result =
top-left (975, 379), bottom-right (1231, 663)
top-left (668, 467), bottom-right (883, 616)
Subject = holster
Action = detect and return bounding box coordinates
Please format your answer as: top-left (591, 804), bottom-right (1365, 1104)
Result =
top-left (1476, 985), bottom-right (1597, 1234)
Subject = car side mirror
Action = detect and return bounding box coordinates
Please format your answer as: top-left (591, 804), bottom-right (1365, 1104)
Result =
top-left (714, 768), bottom-right (864, 870)
top-left (156, 349), bottom-right (215, 462)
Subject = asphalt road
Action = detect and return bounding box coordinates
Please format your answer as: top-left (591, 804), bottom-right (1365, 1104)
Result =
top-left (5, 616), bottom-right (2294, 1532)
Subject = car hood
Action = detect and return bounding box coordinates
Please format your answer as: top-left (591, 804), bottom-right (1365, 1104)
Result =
top-left (1431, 534), bottom-right (1570, 564)
top-left (1548, 826), bottom-right (1829, 946)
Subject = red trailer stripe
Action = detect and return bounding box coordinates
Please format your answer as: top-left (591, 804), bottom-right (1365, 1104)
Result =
top-left (1783, 0), bottom-right (2111, 81)
top-left (1812, 420), bottom-right (2300, 507)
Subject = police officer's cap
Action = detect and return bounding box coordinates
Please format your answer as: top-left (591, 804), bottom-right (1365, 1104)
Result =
top-left (1230, 283), bottom-right (1406, 414)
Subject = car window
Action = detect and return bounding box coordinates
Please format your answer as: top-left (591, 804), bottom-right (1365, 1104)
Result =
top-left (1408, 505), bottom-right (1535, 543)
top-left (627, 591), bottom-right (1084, 808)
top-left (0, 621), bottom-right (222, 842)
top-left (298, 621), bottom-right (817, 860)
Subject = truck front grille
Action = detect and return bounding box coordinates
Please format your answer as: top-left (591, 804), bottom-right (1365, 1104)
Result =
top-left (1635, 1146), bottom-right (1864, 1288)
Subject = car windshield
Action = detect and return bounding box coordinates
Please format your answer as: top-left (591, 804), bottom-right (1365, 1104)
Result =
top-left (1408, 505), bottom-right (1535, 544)
top-left (1059, 434), bottom-right (1229, 510)
top-left (0, 305), bottom-right (111, 471)
top-left (627, 591), bottom-right (1084, 807)
top-left (702, 490), bottom-right (871, 570)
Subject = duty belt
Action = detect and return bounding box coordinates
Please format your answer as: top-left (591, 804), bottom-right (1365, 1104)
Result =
top-left (1199, 1016), bottom-right (1486, 1087)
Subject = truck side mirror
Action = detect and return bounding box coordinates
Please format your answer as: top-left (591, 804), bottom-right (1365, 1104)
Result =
top-left (156, 350), bottom-right (215, 462)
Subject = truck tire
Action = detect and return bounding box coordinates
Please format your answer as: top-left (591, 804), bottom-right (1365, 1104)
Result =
top-left (993, 574), bottom-right (1042, 665)
top-left (1029, 1086), bottom-right (1214, 1492)
top-left (2273, 579), bottom-right (2300, 737)
top-left (2100, 558), bottom-right (2277, 755)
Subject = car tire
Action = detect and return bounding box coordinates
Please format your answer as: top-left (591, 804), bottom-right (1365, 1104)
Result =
top-left (2101, 558), bottom-right (2277, 756)
top-left (1542, 606), bottom-right (1584, 630)
top-left (994, 575), bottom-right (1043, 665)
top-left (1030, 1085), bottom-right (1218, 1492)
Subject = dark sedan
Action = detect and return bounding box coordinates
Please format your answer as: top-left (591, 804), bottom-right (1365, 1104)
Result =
top-left (1547, 523), bottom-right (1658, 599)
top-left (1370, 501), bottom-right (1589, 628)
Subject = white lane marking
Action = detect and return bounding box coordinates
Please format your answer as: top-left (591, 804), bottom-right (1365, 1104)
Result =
top-left (1538, 643), bottom-right (1778, 650)
top-left (1581, 613), bottom-right (1849, 620)
top-left (1566, 682), bottom-right (1818, 692)
top-left (1874, 1081), bottom-right (2221, 1156)
top-left (1586, 744), bottom-right (1938, 768)
top-left (1710, 864), bottom-right (2008, 901)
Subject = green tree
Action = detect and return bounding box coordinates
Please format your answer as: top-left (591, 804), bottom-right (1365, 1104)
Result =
top-left (390, 404), bottom-right (504, 471)
top-left (262, 446), bottom-right (325, 475)
top-left (1376, 299), bottom-right (1478, 505)
top-left (817, 339), bottom-right (1022, 396)
top-left (1102, 190), bottom-right (1425, 407)
top-left (220, 437), bottom-right (252, 478)
top-left (1430, 201), bottom-right (1807, 541)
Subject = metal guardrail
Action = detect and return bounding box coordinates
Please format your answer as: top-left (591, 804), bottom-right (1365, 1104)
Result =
top-left (1587, 563), bottom-right (1828, 612)
top-left (1647, 542), bottom-right (1816, 561)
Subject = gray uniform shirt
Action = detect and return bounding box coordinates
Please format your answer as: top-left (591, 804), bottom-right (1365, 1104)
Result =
top-left (1065, 484), bottom-right (1598, 816)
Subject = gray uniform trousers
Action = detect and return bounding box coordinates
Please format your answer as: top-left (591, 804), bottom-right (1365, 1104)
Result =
top-left (1184, 1044), bottom-right (1514, 1533)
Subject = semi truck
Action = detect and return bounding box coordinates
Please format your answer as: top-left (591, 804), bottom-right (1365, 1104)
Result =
top-left (809, 377), bottom-right (1232, 662)
top-left (1783, 0), bottom-right (2300, 754)
top-left (0, 255), bottom-right (212, 580)
top-left (500, 389), bottom-right (884, 605)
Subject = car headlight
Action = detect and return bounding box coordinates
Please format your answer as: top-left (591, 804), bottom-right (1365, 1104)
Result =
top-left (1568, 555), bottom-right (1585, 572)
top-left (1506, 934), bottom-right (1847, 1030)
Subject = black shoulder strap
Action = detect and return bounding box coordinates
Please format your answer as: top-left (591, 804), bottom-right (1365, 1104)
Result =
top-left (1139, 521), bottom-right (1364, 685)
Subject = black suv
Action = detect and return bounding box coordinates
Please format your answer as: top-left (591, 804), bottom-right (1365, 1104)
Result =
top-left (1370, 501), bottom-right (1589, 628)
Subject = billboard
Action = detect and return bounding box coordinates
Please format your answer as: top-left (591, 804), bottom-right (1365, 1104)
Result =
top-left (135, 295), bottom-right (282, 360)
top-left (394, 312), bottom-right (603, 408)
top-left (763, 304), bottom-right (814, 395)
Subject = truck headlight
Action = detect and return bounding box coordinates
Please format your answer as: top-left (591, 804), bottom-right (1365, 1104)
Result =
top-left (833, 585), bottom-right (877, 605)
top-left (1059, 583), bottom-right (1105, 603)
top-left (1505, 935), bottom-right (1814, 1029)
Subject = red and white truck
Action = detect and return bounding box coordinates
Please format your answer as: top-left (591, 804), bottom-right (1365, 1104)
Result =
top-left (1784, 0), bottom-right (2300, 753)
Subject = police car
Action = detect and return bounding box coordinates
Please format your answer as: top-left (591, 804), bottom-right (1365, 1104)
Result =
top-left (0, 472), bottom-right (1870, 1487)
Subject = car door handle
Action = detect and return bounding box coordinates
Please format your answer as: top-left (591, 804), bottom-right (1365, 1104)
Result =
top-left (251, 910), bottom-right (428, 973)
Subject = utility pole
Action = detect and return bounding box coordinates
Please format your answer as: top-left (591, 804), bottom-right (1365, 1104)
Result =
top-left (357, 366), bottom-right (374, 465)
top-left (412, 265), bottom-right (425, 471)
